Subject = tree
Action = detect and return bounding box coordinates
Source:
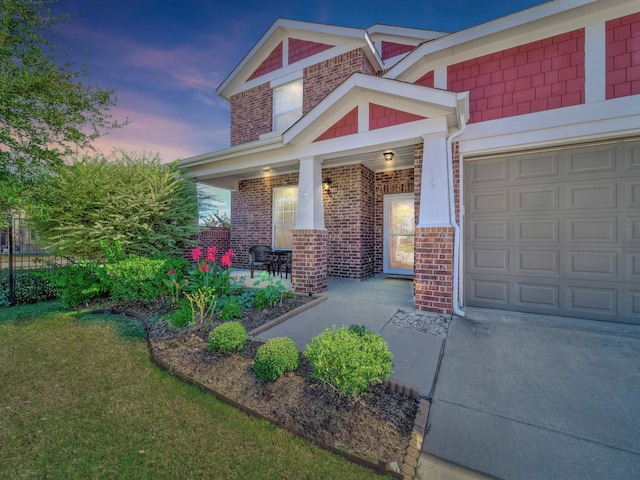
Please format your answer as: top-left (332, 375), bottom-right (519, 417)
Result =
top-left (0, 0), bottom-right (124, 210)
top-left (24, 152), bottom-right (200, 260)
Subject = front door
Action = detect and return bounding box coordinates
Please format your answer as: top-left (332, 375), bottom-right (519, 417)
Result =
top-left (383, 194), bottom-right (414, 275)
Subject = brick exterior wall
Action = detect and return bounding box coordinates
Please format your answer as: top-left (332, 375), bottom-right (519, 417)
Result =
top-left (184, 227), bottom-right (231, 261)
top-left (381, 41), bottom-right (415, 60)
top-left (606, 12), bottom-right (640, 99)
top-left (323, 164), bottom-right (375, 279)
top-left (303, 48), bottom-right (377, 115)
top-left (369, 103), bottom-right (425, 130)
top-left (375, 168), bottom-right (415, 274)
top-left (230, 83), bottom-right (272, 146)
top-left (289, 38), bottom-right (334, 64)
top-left (448, 29), bottom-right (585, 123)
top-left (414, 227), bottom-right (454, 314)
top-left (230, 173), bottom-right (299, 268)
top-left (248, 42), bottom-right (283, 81)
top-left (414, 71), bottom-right (434, 88)
top-left (315, 106), bottom-right (359, 142)
top-left (292, 229), bottom-right (328, 294)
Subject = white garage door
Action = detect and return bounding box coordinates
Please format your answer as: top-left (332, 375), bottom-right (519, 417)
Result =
top-left (464, 139), bottom-right (640, 324)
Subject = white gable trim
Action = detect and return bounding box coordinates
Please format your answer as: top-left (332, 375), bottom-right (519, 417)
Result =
top-left (283, 73), bottom-right (465, 145)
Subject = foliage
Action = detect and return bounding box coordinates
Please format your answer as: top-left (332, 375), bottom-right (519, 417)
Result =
top-left (348, 324), bottom-right (372, 336)
top-left (184, 287), bottom-right (216, 330)
top-left (253, 337), bottom-right (299, 382)
top-left (186, 246), bottom-right (236, 294)
top-left (304, 326), bottom-right (393, 398)
top-left (0, 0), bottom-right (124, 211)
top-left (201, 212), bottom-right (231, 228)
top-left (23, 152), bottom-right (200, 260)
top-left (207, 321), bottom-right (247, 353)
top-left (218, 298), bottom-right (242, 321)
top-left (253, 271), bottom-right (292, 309)
top-left (164, 298), bottom-right (193, 328)
top-left (41, 261), bottom-right (109, 307)
top-left (0, 271), bottom-right (57, 307)
top-left (104, 255), bottom-right (167, 302)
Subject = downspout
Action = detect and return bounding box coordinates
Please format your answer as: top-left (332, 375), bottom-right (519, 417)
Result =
top-left (446, 109), bottom-right (467, 318)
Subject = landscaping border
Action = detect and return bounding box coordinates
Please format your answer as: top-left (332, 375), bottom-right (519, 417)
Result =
top-left (91, 303), bottom-right (428, 480)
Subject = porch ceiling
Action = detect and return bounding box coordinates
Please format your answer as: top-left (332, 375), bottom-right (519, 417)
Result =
top-left (196, 144), bottom-right (415, 190)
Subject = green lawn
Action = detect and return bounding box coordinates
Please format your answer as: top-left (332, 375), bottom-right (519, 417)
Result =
top-left (0, 302), bottom-right (387, 479)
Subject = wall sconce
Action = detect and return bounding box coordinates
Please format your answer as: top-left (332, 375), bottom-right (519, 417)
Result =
top-left (261, 166), bottom-right (271, 173)
top-left (383, 151), bottom-right (394, 162)
top-left (322, 178), bottom-right (332, 195)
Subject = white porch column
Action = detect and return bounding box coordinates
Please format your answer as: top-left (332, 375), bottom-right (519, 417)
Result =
top-left (295, 156), bottom-right (325, 229)
top-left (417, 132), bottom-right (451, 227)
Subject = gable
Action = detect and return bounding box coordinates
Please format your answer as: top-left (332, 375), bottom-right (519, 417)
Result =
top-left (289, 38), bottom-right (334, 64)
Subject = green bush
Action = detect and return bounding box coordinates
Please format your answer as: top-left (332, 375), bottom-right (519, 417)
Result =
top-left (105, 256), bottom-right (167, 302)
top-left (253, 337), bottom-right (299, 382)
top-left (0, 271), bottom-right (58, 307)
top-left (42, 262), bottom-right (109, 307)
top-left (304, 326), bottom-right (393, 398)
top-left (165, 298), bottom-right (193, 327)
top-left (207, 321), bottom-right (247, 353)
top-left (218, 298), bottom-right (242, 321)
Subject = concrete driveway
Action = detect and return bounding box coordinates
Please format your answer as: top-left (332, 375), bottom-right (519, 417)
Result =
top-left (421, 308), bottom-right (640, 480)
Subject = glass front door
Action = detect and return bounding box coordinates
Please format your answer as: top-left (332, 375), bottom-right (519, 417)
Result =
top-left (383, 194), bottom-right (414, 275)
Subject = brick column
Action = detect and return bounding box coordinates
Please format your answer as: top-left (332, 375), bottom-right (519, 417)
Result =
top-left (414, 226), bottom-right (454, 314)
top-left (292, 229), bottom-right (327, 294)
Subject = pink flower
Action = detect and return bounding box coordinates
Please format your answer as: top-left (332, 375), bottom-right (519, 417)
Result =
top-left (199, 263), bottom-right (210, 273)
top-left (167, 269), bottom-right (175, 275)
top-left (221, 253), bottom-right (232, 268)
top-left (225, 248), bottom-right (236, 258)
top-left (206, 246), bottom-right (217, 263)
top-left (191, 247), bottom-right (203, 261)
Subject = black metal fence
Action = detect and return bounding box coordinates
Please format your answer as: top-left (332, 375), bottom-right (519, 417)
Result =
top-left (1, 214), bottom-right (65, 307)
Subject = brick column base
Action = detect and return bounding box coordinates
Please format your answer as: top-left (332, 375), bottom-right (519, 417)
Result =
top-left (414, 226), bottom-right (454, 314)
top-left (292, 229), bottom-right (328, 294)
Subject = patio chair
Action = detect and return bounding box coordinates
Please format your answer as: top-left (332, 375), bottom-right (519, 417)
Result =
top-left (248, 245), bottom-right (273, 278)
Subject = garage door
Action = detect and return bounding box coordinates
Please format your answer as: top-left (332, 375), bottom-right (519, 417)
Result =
top-left (464, 140), bottom-right (640, 324)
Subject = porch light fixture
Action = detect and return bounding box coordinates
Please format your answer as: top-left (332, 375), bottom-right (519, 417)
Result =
top-left (261, 166), bottom-right (271, 173)
top-left (383, 151), bottom-right (394, 162)
top-left (322, 178), bottom-right (332, 195)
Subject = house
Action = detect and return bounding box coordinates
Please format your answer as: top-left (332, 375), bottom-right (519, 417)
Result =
top-left (181, 0), bottom-right (640, 324)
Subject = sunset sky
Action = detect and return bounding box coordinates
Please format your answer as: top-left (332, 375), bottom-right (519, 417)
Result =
top-left (49, 0), bottom-right (549, 214)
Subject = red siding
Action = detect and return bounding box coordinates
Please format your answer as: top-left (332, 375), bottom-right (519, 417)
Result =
top-left (248, 42), bottom-right (283, 81)
top-left (314, 107), bottom-right (359, 141)
top-left (369, 103), bottom-right (425, 130)
top-left (288, 38), bottom-right (333, 64)
top-left (606, 12), bottom-right (640, 99)
top-left (448, 29), bottom-right (585, 123)
top-left (415, 70), bottom-right (434, 88)
top-left (381, 41), bottom-right (415, 60)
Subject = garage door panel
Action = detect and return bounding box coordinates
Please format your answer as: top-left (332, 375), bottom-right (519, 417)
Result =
top-left (567, 250), bottom-right (617, 277)
top-left (468, 158), bottom-right (509, 184)
top-left (516, 282), bottom-right (559, 309)
top-left (567, 145), bottom-right (616, 174)
top-left (516, 250), bottom-right (559, 274)
top-left (566, 217), bottom-right (617, 243)
top-left (469, 220), bottom-right (509, 242)
top-left (566, 182), bottom-right (617, 210)
top-left (628, 182), bottom-right (640, 207)
top-left (566, 285), bottom-right (617, 317)
top-left (516, 153), bottom-right (559, 179)
top-left (516, 219), bottom-right (559, 242)
top-left (464, 140), bottom-right (639, 323)
top-left (516, 187), bottom-right (558, 212)
top-left (468, 190), bottom-right (509, 214)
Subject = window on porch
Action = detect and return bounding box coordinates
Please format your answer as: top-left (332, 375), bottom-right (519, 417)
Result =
top-left (272, 186), bottom-right (298, 248)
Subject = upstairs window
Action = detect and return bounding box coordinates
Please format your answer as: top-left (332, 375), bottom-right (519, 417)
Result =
top-left (273, 79), bottom-right (303, 133)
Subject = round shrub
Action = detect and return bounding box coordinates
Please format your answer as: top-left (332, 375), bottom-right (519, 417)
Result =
top-left (304, 326), bottom-right (393, 398)
top-left (207, 321), bottom-right (247, 353)
top-left (253, 337), bottom-right (299, 382)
